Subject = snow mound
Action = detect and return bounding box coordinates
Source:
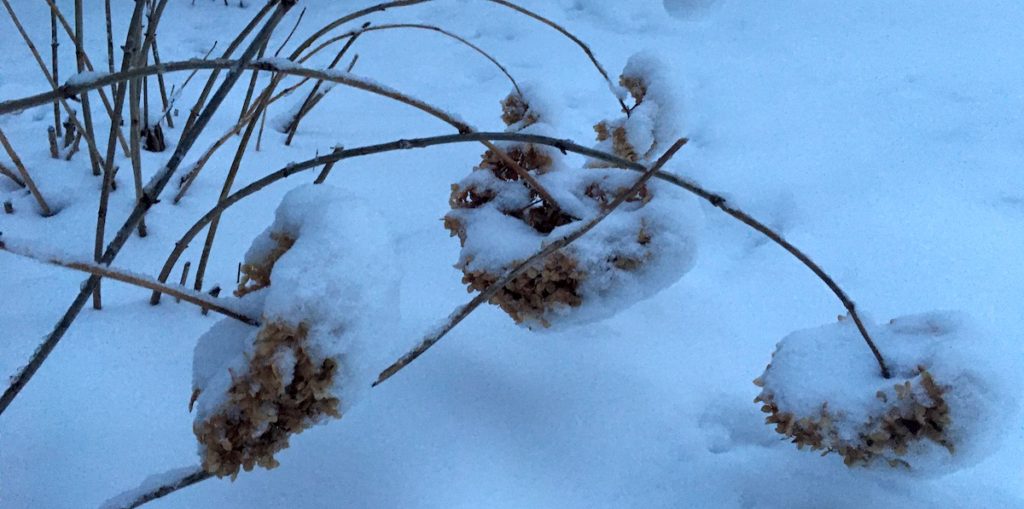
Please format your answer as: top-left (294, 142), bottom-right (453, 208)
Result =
top-left (190, 183), bottom-right (400, 478)
top-left (755, 311), bottom-right (1011, 476)
top-left (444, 86), bottom-right (700, 329)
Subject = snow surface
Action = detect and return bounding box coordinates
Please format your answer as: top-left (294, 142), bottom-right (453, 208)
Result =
top-left (2, 0), bottom-right (1024, 507)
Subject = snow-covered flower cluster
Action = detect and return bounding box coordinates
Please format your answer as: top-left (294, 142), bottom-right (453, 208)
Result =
top-left (754, 312), bottom-right (1009, 475)
top-left (190, 184), bottom-right (400, 478)
top-left (590, 52), bottom-right (680, 167)
top-left (444, 57), bottom-right (700, 329)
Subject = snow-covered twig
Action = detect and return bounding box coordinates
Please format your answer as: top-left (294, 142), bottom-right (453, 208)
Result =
top-left (0, 0), bottom-right (296, 418)
top-left (100, 466), bottom-right (212, 509)
top-left (0, 236), bottom-right (259, 326)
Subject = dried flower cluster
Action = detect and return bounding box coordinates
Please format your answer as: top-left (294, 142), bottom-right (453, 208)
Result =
top-left (589, 64), bottom-right (660, 167)
top-left (445, 79), bottom-right (696, 328)
top-left (195, 322), bottom-right (340, 478)
top-left (235, 232), bottom-right (295, 297)
top-left (754, 365), bottom-right (954, 469)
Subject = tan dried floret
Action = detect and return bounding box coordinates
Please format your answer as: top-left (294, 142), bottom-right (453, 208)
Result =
top-left (235, 232), bottom-right (295, 297)
top-left (754, 367), bottom-right (953, 468)
top-left (195, 322), bottom-right (340, 479)
top-left (620, 74), bottom-right (647, 104)
top-left (500, 92), bottom-right (538, 127)
top-left (461, 252), bottom-right (583, 327)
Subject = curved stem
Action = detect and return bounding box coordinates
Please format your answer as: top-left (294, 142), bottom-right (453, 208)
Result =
top-left (147, 131), bottom-right (889, 378)
top-left (483, 0), bottom-right (627, 114)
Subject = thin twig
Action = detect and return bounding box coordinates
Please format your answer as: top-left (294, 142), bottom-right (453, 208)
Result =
top-left (313, 146), bottom-right (343, 184)
top-left (284, 21), bottom-right (523, 144)
top-left (282, 27), bottom-right (363, 144)
top-left (0, 129), bottom-right (52, 216)
top-left (191, 108), bottom-right (262, 293)
top-left (0, 0), bottom-right (296, 417)
top-left (0, 237), bottom-right (258, 326)
top-left (180, 0), bottom-right (276, 136)
top-left (95, 0), bottom-right (150, 309)
top-left (150, 37), bottom-right (173, 128)
top-left (484, 0), bottom-right (628, 114)
top-left (73, 0), bottom-right (103, 176)
top-left (272, 6), bottom-right (306, 57)
top-left (101, 467), bottom-right (212, 509)
top-left (176, 262), bottom-right (191, 303)
top-left (0, 161), bottom-right (26, 187)
top-left (238, 40), bottom-right (268, 124)
top-left (50, 7), bottom-right (62, 155)
top-left (105, 0), bottom-right (115, 72)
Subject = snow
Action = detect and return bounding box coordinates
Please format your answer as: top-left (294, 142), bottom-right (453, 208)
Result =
top-left (2, 0), bottom-right (1024, 507)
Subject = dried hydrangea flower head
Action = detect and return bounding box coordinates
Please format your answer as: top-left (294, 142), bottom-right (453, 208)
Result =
top-left (590, 52), bottom-right (681, 167)
top-left (191, 184), bottom-right (400, 479)
top-left (194, 322), bottom-right (341, 478)
top-left (754, 312), bottom-right (1010, 475)
top-left (445, 86), bottom-right (700, 329)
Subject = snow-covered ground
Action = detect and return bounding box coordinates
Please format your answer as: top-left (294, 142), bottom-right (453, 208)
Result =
top-left (2, 0), bottom-right (1023, 507)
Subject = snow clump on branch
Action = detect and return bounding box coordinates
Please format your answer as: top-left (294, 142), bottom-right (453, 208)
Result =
top-left (190, 184), bottom-right (400, 478)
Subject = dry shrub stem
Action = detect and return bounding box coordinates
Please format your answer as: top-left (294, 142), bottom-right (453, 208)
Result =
top-left (284, 22), bottom-right (522, 145)
top-left (0, 0), bottom-right (107, 168)
top-left (94, 0), bottom-right (149, 310)
top-left (73, 0), bottom-right (104, 177)
top-left (484, 0), bottom-right (628, 115)
top-left (0, 129), bottom-right (52, 216)
top-left (0, 0), bottom-right (296, 417)
top-left (180, 0), bottom-right (276, 137)
top-left (50, 8), bottom-right (61, 153)
top-left (105, 468), bottom-right (213, 509)
top-left (44, 0), bottom-right (131, 156)
top-left (0, 238), bottom-right (258, 326)
top-left (191, 111), bottom-right (263, 293)
top-left (0, 161), bottom-right (26, 187)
